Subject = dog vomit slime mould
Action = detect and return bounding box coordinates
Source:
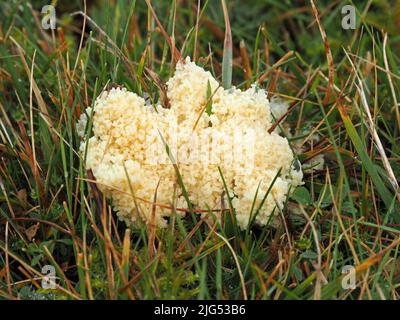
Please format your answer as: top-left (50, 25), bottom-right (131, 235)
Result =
top-left (79, 57), bottom-right (303, 229)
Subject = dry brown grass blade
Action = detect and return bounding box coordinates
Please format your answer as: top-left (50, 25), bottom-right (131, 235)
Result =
top-left (197, 12), bottom-right (240, 58)
top-left (355, 236), bottom-right (400, 274)
top-left (149, 179), bottom-right (161, 259)
top-left (327, 169), bottom-right (360, 265)
top-left (299, 206), bottom-right (322, 300)
top-left (91, 201), bottom-right (135, 300)
top-left (28, 50), bottom-right (41, 201)
top-left (5, 222), bottom-right (12, 296)
top-left (214, 231), bottom-right (248, 300)
top-left (239, 40), bottom-right (253, 84)
top-left (15, 120), bottom-right (46, 204)
top-left (258, 50), bottom-right (293, 84)
top-left (17, 266), bottom-right (41, 289)
top-left (72, 0), bottom-right (87, 77)
top-left (310, 0), bottom-right (334, 105)
top-left (71, 11), bottom-right (170, 108)
top-left (176, 214), bottom-right (209, 254)
top-left (268, 68), bottom-right (319, 133)
top-left (119, 255), bottom-right (159, 293)
top-left (221, 0), bottom-right (233, 89)
top-left (382, 34), bottom-right (400, 132)
top-left (86, 200), bottom-right (135, 299)
top-left (86, 169), bottom-right (104, 218)
top-left (189, 221), bottom-right (219, 268)
top-left (105, 232), bottom-right (115, 299)
top-left (144, 0), bottom-right (182, 64)
top-left (193, 0), bottom-right (201, 61)
top-left (343, 49), bottom-right (400, 203)
top-left (81, 225), bottom-right (94, 300)
top-left (122, 229), bottom-right (131, 268)
top-left (11, 37), bottom-right (57, 143)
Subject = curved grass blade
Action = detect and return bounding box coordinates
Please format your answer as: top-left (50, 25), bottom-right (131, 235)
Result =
top-left (221, 0), bottom-right (232, 89)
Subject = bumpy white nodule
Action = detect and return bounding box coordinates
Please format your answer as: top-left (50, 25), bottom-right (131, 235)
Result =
top-left (79, 57), bottom-right (303, 229)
